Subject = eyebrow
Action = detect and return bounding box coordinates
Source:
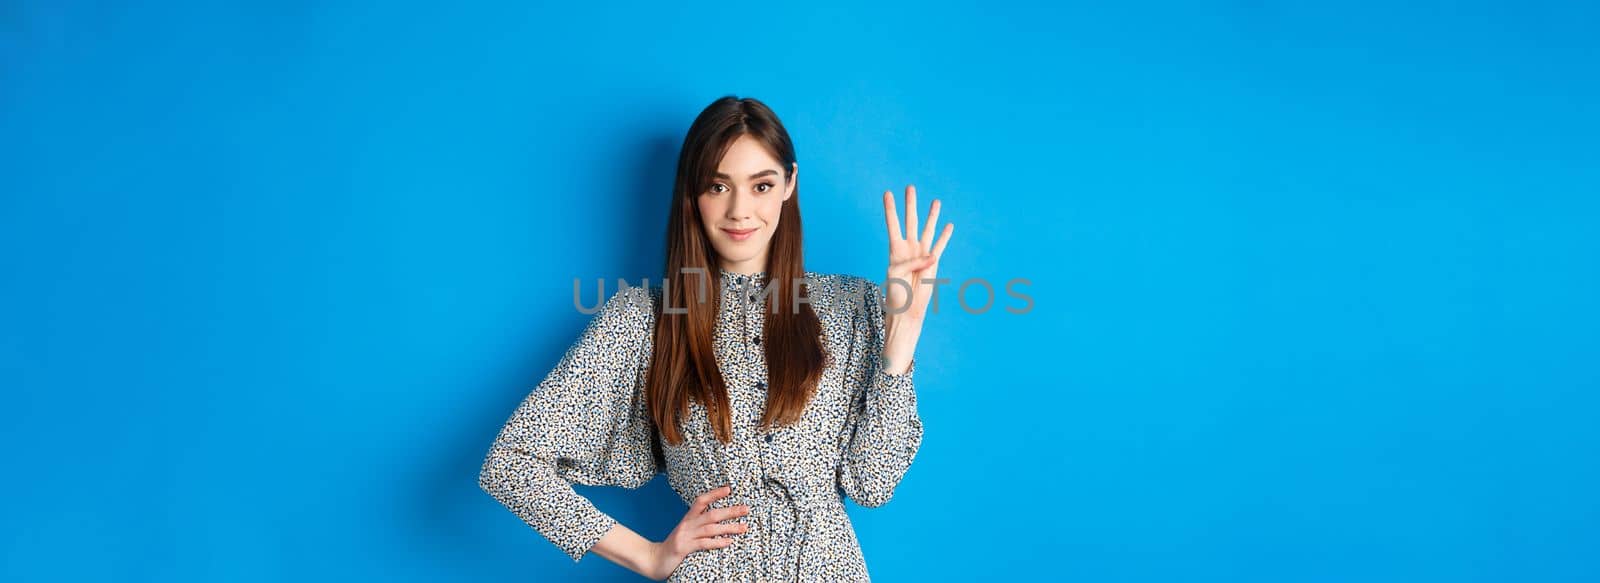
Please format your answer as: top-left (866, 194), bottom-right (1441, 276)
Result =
top-left (714, 169), bottom-right (780, 180)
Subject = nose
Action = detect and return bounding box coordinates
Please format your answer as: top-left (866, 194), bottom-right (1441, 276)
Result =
top-left (725, 188), bottom-right (754, 220)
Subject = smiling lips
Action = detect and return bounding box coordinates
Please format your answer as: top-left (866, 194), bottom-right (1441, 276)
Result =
top-left (721, 227), bottom-right (757, 242)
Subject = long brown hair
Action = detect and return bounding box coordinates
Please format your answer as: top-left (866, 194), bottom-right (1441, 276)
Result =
top-left (647, 96), bottom-right (827, 445)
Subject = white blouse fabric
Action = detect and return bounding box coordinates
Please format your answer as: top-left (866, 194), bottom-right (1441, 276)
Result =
top-left (479, 268), bottom-right (922, 581)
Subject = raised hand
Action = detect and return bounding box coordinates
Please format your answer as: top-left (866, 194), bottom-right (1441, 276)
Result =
top-left (879, 184), bottom-right (953, 375)
top-left (882, 184), bottom-right (954, 322)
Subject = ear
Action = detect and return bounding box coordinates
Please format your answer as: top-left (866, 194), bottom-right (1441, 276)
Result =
top-left (785, 162), bottom-right (798, 201)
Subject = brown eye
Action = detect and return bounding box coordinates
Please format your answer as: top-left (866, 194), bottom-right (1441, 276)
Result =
top-left (756, 183), bottom-right (773, 193)
top-left (710, 183), bottom-right (728, 194)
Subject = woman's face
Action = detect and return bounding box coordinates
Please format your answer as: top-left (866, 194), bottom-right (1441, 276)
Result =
top-left (697, 133), bottom-right (797, 274)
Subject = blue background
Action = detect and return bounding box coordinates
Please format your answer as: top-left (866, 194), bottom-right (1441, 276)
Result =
top-left (4, 1), bottom-right (1597, 581)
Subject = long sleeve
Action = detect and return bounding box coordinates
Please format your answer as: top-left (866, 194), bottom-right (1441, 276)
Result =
top-left (477, 284), bottom-right (663, 562)
top-left (834, 278), bottom-right (925, 508)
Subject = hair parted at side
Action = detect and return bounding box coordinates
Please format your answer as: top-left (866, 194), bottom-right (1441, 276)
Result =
top-left (647, 95), bottom-right (828, 445)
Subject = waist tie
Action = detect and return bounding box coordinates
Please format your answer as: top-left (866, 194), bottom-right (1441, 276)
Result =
top-left (758, 460), bottom-right (838, 582)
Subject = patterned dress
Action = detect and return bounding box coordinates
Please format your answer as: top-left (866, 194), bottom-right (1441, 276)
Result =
top-left (478, 267), bottom-right (923, 582)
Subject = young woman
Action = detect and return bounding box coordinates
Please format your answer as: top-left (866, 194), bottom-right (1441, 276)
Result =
top-left (478, 96), bottom-right (953, 582)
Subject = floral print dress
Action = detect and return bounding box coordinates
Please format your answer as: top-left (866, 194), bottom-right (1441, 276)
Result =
top-left (478, 268), bottom-right (923, 581)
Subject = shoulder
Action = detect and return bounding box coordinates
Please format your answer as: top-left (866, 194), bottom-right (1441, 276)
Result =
top-left (587, 281), bottom-right (662, 338)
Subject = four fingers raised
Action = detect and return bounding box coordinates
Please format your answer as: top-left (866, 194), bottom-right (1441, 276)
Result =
top-left (883, 185), bottom-right (953, 257)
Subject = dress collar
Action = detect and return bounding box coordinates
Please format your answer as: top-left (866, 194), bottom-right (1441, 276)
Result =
top-left (717, 267), bottom-right (768, 284)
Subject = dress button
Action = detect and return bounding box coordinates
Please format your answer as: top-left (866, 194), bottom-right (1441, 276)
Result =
top-left (764, 433), bottom-right (773, 443)
top-left (756, 380), bottom-right (766, 389)
top-left (752, 334), bottom-right (761, 345)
